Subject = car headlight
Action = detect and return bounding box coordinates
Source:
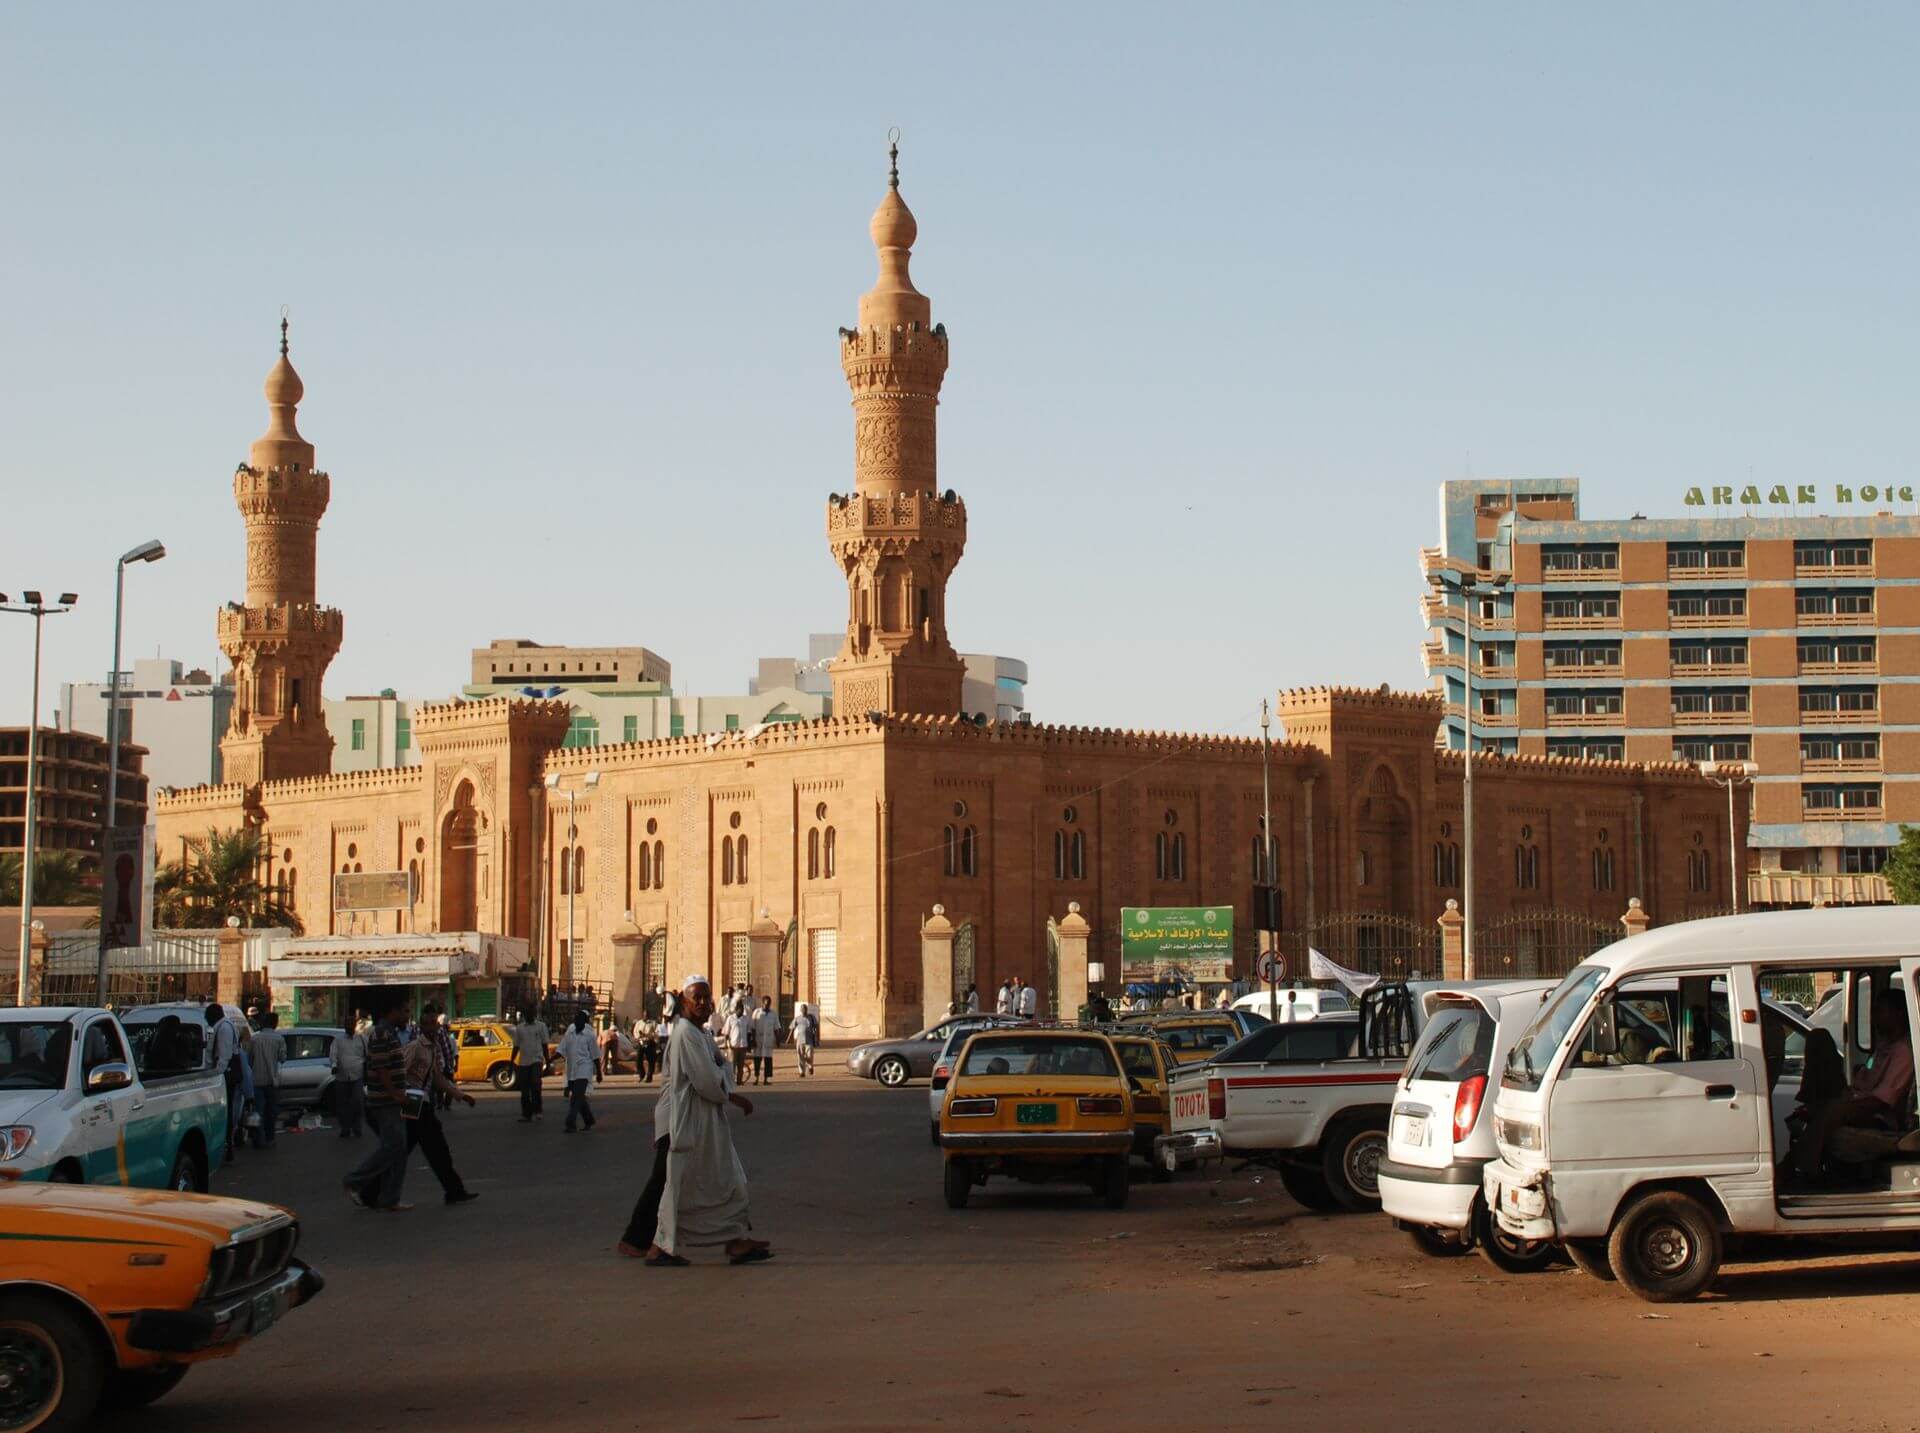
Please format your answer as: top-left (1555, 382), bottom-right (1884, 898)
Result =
top-left (0, 1127), bottom-right (34, 1161)
top-left (1495, 1117), bottom-right (1541, 1152)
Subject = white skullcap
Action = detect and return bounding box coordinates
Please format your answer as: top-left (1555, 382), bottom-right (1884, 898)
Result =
top-left (682, 973), bottom-right (711, 990)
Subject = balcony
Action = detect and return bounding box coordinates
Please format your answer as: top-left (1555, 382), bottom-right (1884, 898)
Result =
top-left (1420, 547), bottom-right (1480, 581)
top-left (1543, 613), bottom-right (1620, 632)
top-left (1545, 710), bottom-right (1623, 729)
top-left (1796, 610), bottom-right (1875, 628)
top-left (1669, 611), bottom-right (1747, 630)
top-left (1801, 707), bottom-right (1879, 726)
top-left (1668, 563), bottom-right (1747, 582)
top-left (1425, 646), bottom-right (1463, 673)
top-left (1749, 870), bottom-right (1890, 907)
top-left (1801, 756), bottom-right (1882, 775)
top-left (1795, 562), bottom-right (1874, 580)
top-left (1670, 662), bottom-right (1749, 680)
top-left (1802, 803), bottom-right (1883, 823)
top-left (1671, 709), bottom-right (1751, 727)
top-left (1544, 662), bottom-right (1623, 680)
top-left (1542, 565), bottom-right (1621, 584)
top-left (1445, 703), bottom-right (1517, 729)
top-left (1797, 659), bottom-right (1878, 677)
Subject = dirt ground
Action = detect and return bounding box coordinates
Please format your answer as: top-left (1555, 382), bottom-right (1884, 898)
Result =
top-left (138, 1059), bottom-right (1920, 1432)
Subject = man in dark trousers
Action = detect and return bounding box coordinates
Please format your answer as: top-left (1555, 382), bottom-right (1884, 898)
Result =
top-left (360, 1004), bottom-right (479, 1206)
top-left (344, 994), bottom-right (413, 1212)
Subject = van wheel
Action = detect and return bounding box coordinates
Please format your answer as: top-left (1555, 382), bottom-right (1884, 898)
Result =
top-left (489, 1064), bottom-right (516, 1092)
top-left (1608, 1191), bottom-right (1722, 1303)
top-left (100, 1365), bottom-right (189, 1411)
top-left (943, 1158), bottom-right (972, 1210)
top-left (168, 1144), bottom-right (207, 1195)
top-left (1563, 1239), bottom-right (1616, 1281)
top-left (1321, 1122), bottom-right (1387, 1211)
top-left (1474, 1201), bottom-right (1557, 1274)
top-left (1406, 1224), bottom-right (1469, 1258)
top-left (0, 1291), bottom-right (108, 1432)
top-left (1277, 1163), bottom-right (1342, 1212)
top-left (1100, 1156), bottom-right (1130, 1209)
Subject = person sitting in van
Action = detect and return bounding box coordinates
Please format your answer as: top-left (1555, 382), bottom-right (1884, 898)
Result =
top-left (1792, 991), bottom-right (1915, 1182)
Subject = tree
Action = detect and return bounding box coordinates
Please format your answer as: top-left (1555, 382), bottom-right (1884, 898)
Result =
top-left (1886, 826), bottom-right (1920, 906)
top-left (0, 850), bottom-right (94, 907)
top-left (152, 826), bottom-right (302, 933)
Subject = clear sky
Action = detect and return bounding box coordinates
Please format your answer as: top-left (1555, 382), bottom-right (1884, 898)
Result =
top-left (3, 5), bottom-right (1916, 740)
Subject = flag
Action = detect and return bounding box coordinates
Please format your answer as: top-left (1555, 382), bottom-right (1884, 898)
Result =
top-left (1307, 947), bottom-right (1381, 999)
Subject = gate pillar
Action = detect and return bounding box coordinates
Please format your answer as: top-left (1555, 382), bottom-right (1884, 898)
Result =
top-left (1437, 899), bottom-right (1465, 981)
top-left (920, 906), bottom-right (955, 1030)
top-left (1620, 897), bottom-right (1650, 940)
top-left (1054, 903), bottom-right (1091, 1020)
top-left (216, 917), bottom-right (245, 1006)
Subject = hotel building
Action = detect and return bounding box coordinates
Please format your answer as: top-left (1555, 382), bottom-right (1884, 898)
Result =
top-left (1422, 478), bottom-right (1920, 904)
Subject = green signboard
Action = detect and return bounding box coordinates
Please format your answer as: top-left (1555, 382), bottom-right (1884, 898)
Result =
top-left (1120, 906), bottom-right (1234, 984)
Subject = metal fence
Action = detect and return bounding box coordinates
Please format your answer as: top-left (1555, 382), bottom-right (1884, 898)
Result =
top-left (1278, 913), bottom-right (1444, 981)
top-left (1473, 909), bottom-right (1621, 980)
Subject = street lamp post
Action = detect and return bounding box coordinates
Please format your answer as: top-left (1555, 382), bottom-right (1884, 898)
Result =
top-left (544, 769), bottom-right (600, 991)
top-left (1698, 760), bottom-right (1758, 913)
top-left (3, 592), bottom-right (78, 1006)
top-left (1259, 698), bottom-right (1276, 1016)
top-left (1454, 572), bottom-right (1508, 979)
top-left (95, 540), bottom-right (166, 1003)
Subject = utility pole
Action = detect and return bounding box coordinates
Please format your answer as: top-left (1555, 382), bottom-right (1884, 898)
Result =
top-left (4, 592), bottom-right (76, 1007)
top-left (1260, 698), bottom-right (1276, 1017)
top-left (95, 540), bottom-right (165, 1003)
top-left (1456, 572), bottom-right (1508, 979)
top-left (1698, 760), bottom-right (1757, 913)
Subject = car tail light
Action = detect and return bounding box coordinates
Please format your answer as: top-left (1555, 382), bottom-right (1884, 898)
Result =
top-left (948, 1098), bottom-right (996, 1117)
top-left (1077, 1096), bottom-right (1125, 1115)
top-left (1453, 1074), bottom-right (1488, 1141)
top-left (932, 1064), bottom-right (949, 1091)
top-left (1207, 1077), bottom-right (1226, 1121)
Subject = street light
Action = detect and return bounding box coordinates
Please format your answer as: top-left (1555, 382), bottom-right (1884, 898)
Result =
top-left (544, 770), bottom-right (600, 989)
top-left (2, 591), bottom-right (78, 1006)
top-left (1453, 572), bottom-right (1509, 978)
top-left (1697, 760), bottom-right (1758, 913)
top-left (96, 539), bottom-right (166, 1002)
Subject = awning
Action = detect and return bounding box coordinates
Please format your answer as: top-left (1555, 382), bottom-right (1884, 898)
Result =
top-left (268, 952), bottom-right (480, 987)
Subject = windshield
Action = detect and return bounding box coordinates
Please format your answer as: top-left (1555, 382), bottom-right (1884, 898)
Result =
top-left (1503, 966), bottom-right (1604, 1092)
top-left (1114, 1042), bottom-right (1161, 1078)
top-left (960, 1037), bottom-right (1118, 1078)
top-left (0, 1021), bottom-right (75, 1091)
top-left (1408, 1004), bottom-right (1493, 1084)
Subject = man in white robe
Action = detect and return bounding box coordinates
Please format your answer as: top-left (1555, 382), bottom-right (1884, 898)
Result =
top-left (653, 974), bottom-right (772, 1265)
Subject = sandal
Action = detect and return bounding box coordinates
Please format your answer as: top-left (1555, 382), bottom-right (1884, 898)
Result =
top-left (728, 1246), bottom-right (774, 1265)
top-left (645, 1250), bottom-right (690, 1267)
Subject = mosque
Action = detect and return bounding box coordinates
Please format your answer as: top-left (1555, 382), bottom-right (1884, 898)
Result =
top-left (155, 147), bottom-right (1737, 1038)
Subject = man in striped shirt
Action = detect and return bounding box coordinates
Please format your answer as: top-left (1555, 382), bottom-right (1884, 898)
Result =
top-left (343, 994), bottom-right (414, 1212)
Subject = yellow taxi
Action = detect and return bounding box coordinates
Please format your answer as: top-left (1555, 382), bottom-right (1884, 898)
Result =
top-left (937, 1026), bottom-right (1135, 1209)
top-left (0, 1178), bottom-right (323, 1425)
top-left (449, 1019), bottom-right (525, 1089)
top-left (1105, 1032), bottom-right (1178, 1182)
top-left (1121, 1011), bottom-right (1248, 1065)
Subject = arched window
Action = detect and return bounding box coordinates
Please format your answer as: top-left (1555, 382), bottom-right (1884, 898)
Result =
top-left (1170, 833), bottom-right (1186, 881)
top-left (1053, 830), bottom-right (1067, 881)
top-left (1357, 850), bottom-right (1371, 887)
top-left (1515, 844), bottom-right (1540, 890)
top-left (1070, 830), bottom-right (1085, 880)
top-left (1433, 842), bottom-right (1446, 886)
top-left (823, 826), bottom-right (836, 878)
top-left (652, 840), bottom-right (665, 889)
top-left (638, 842), bottom-right (651, 891)
top-left (721, 836), bottom-right (735, 887)
top-left (560, 848), bottom-right (571, 895)
top-left (960, 826), bottom-right (978, 878)
top-left (808, 828), bottom-right (820, 880)
top-left (573, 846), bottom-right (585, 892)
top-left (943, 825), bottom-right (957, 877)
top-left (737, 835), bottom-right (749, 883)
top-left (1154, 832), bottom-right (1168, 881)
top-left (1591, 847), bottom-right (1615, 892)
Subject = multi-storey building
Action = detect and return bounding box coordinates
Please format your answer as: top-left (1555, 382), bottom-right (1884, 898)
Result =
top-left (58, 657), bottom-right (233, 790)
top-left (1422, 478), bottom-right (1919, 904)
top-left (1, 727), bottom-right (147, 874)
top-left (750, 634), bottom-right (1029, 724)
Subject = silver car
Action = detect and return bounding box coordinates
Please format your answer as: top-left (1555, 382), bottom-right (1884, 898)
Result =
top-left (276, 1027), bottom-right (344, 1118)
top-left (848, 1014), bottom-right (1022, 1088)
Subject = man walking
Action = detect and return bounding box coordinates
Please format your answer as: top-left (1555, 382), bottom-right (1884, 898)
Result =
top-left (751, 996), bottom-right (779, 1085)
top-left (248, 1012), bottom-right (287, 1148)
top-left (433, 1016), bottom-right (458, 1110)
top-left (330, 1016), bottom-right (367, 1138)
top-left (632, 974), bottom-right (770, 1266)
top-left (726, 1000), bottom-right (753, 1084)
top-left (205, 1003), bottom-right (243, 1159)
top-left (616, 999), bottom-right (678, 1261)
top-left (344, 994), bottom-right (413, 1212)
top-left (557, 1011), bottom-right (601, 1133)
top-left (405, 1007), bottom-right (479, 1204)
top-left (512, 1006), bottom-right (549, 1122)
top-left (789, 1000), bottom-right (816, 1078)
top-left (995, 979), bottom-right (1013, 1016)
top-left (1018, 978), bottom-right (1039, 1020)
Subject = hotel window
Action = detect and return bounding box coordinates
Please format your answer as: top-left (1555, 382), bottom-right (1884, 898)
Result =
top-left (1546, 737), bottom-right (1624, 760)
top-left (1804, 784), bottom-right (1881, 812)
top-left (1671, 688), bottom-right (1748, 715)
top-left (725, 714), bottom-right (740, 731)
top-left (395, 718), bottom-right (411, 752)
top-left (1674, 737), bottom-right (1751, 763)
top-left (1802, 734), bottom-right (1879, 762)
top-left (1544, 594), bottom-right (1620, 620)
top-left (1797, 589), bottom-right (1874, 617)
top-left (1545, 690), bottom-right (1621, 717)
top-left (350, 718), bottom-right (365, 751)
top-left (1541, 544), bottom-right (1619, 574)
top-left (564, 714), bottom-right (600, 748)
top-left (1797, 540), bottom-right (1873, 569)
top-left (1843, 847), bottom-right (1890, 874)
top-left (1800, 685), bottom-right (1878, 714)
top-left (623, 715), bottom-right (639, 743)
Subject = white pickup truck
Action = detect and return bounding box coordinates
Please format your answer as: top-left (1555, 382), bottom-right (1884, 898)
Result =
top-left (1158, 982), bottom-right (1456, 1211)
top-left (0, 1006), bottom-right (228, 1191)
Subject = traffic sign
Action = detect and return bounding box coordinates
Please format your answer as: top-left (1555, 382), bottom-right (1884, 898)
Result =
top-left (1258, 951), bottom-right (1285, 983)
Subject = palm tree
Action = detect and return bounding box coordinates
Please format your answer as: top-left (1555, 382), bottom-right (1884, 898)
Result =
top-left (153, 826), bottom-right (302, 933)
top-left (0, 850), bottom-right (94, 907)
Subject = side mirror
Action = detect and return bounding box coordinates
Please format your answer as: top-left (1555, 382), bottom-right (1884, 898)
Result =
top-left (86, 1062), bottom-right (134, 1095)
top-left (1589, 998), bottom-right (1619, 1059)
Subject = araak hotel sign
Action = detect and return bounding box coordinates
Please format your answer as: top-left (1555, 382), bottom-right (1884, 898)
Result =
top-left (1683, 482), bottom-right (1915, 507)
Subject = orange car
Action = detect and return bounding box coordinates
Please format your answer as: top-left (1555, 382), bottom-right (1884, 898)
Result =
top-left (0, 1178), bottom-right (323, 1426)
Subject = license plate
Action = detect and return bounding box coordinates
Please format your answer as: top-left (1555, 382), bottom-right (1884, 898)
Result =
top-left (1400, 1115), bottom-right (1428, 1147)
top-left (251, 1289), bottom-right (280, 1335)
top-left (1016, 1103), bottom-right (1058, 1125)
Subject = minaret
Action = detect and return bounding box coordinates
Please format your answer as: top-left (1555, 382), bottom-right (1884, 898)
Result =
top-left (216, 318), bottom-right (343, 785)
top-left (828, 138), bottom-right (968, 717)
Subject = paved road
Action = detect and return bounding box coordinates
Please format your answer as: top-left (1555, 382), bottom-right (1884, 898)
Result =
top-left (139, 1059), bottom-right (1920, 1432)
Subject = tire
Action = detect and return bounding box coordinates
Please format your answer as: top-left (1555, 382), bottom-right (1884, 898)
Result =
top-left (99, 1366), bottom-right (189, 1412)
top-left (1474, 1200), bottom-right (1557, 1274)
top-left (0, 1291), bottom-right (109, 1433)
top-left (1607, 1190), bottom-right (1723, 1303)
top-left (488, 1064), bottom-right (516, 1092)
top-left (167, 1144), bottom-right (207, 1195)
top-left (1321, 1122), bottom-right (1388, 1212)
top-left (1406, 1224), bottom-right (1469, 1258)
top-left (874, 1056), bottom-right (910, 1089)
top-left (1277, 1163), bottom-right (1343, 1212)
top-left (1563, 1238), bottom-right (1616, 1281)
top-left (943, 1157), bottom-right (971, 1209)
top-left (1101, 1156), bottom-right (1130, 1209)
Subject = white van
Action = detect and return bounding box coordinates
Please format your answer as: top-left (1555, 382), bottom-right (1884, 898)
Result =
top-left (1483, 907), bottom-right (1919, 1302)
top-left (1231, 987), bottom-right (1351, 1023)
